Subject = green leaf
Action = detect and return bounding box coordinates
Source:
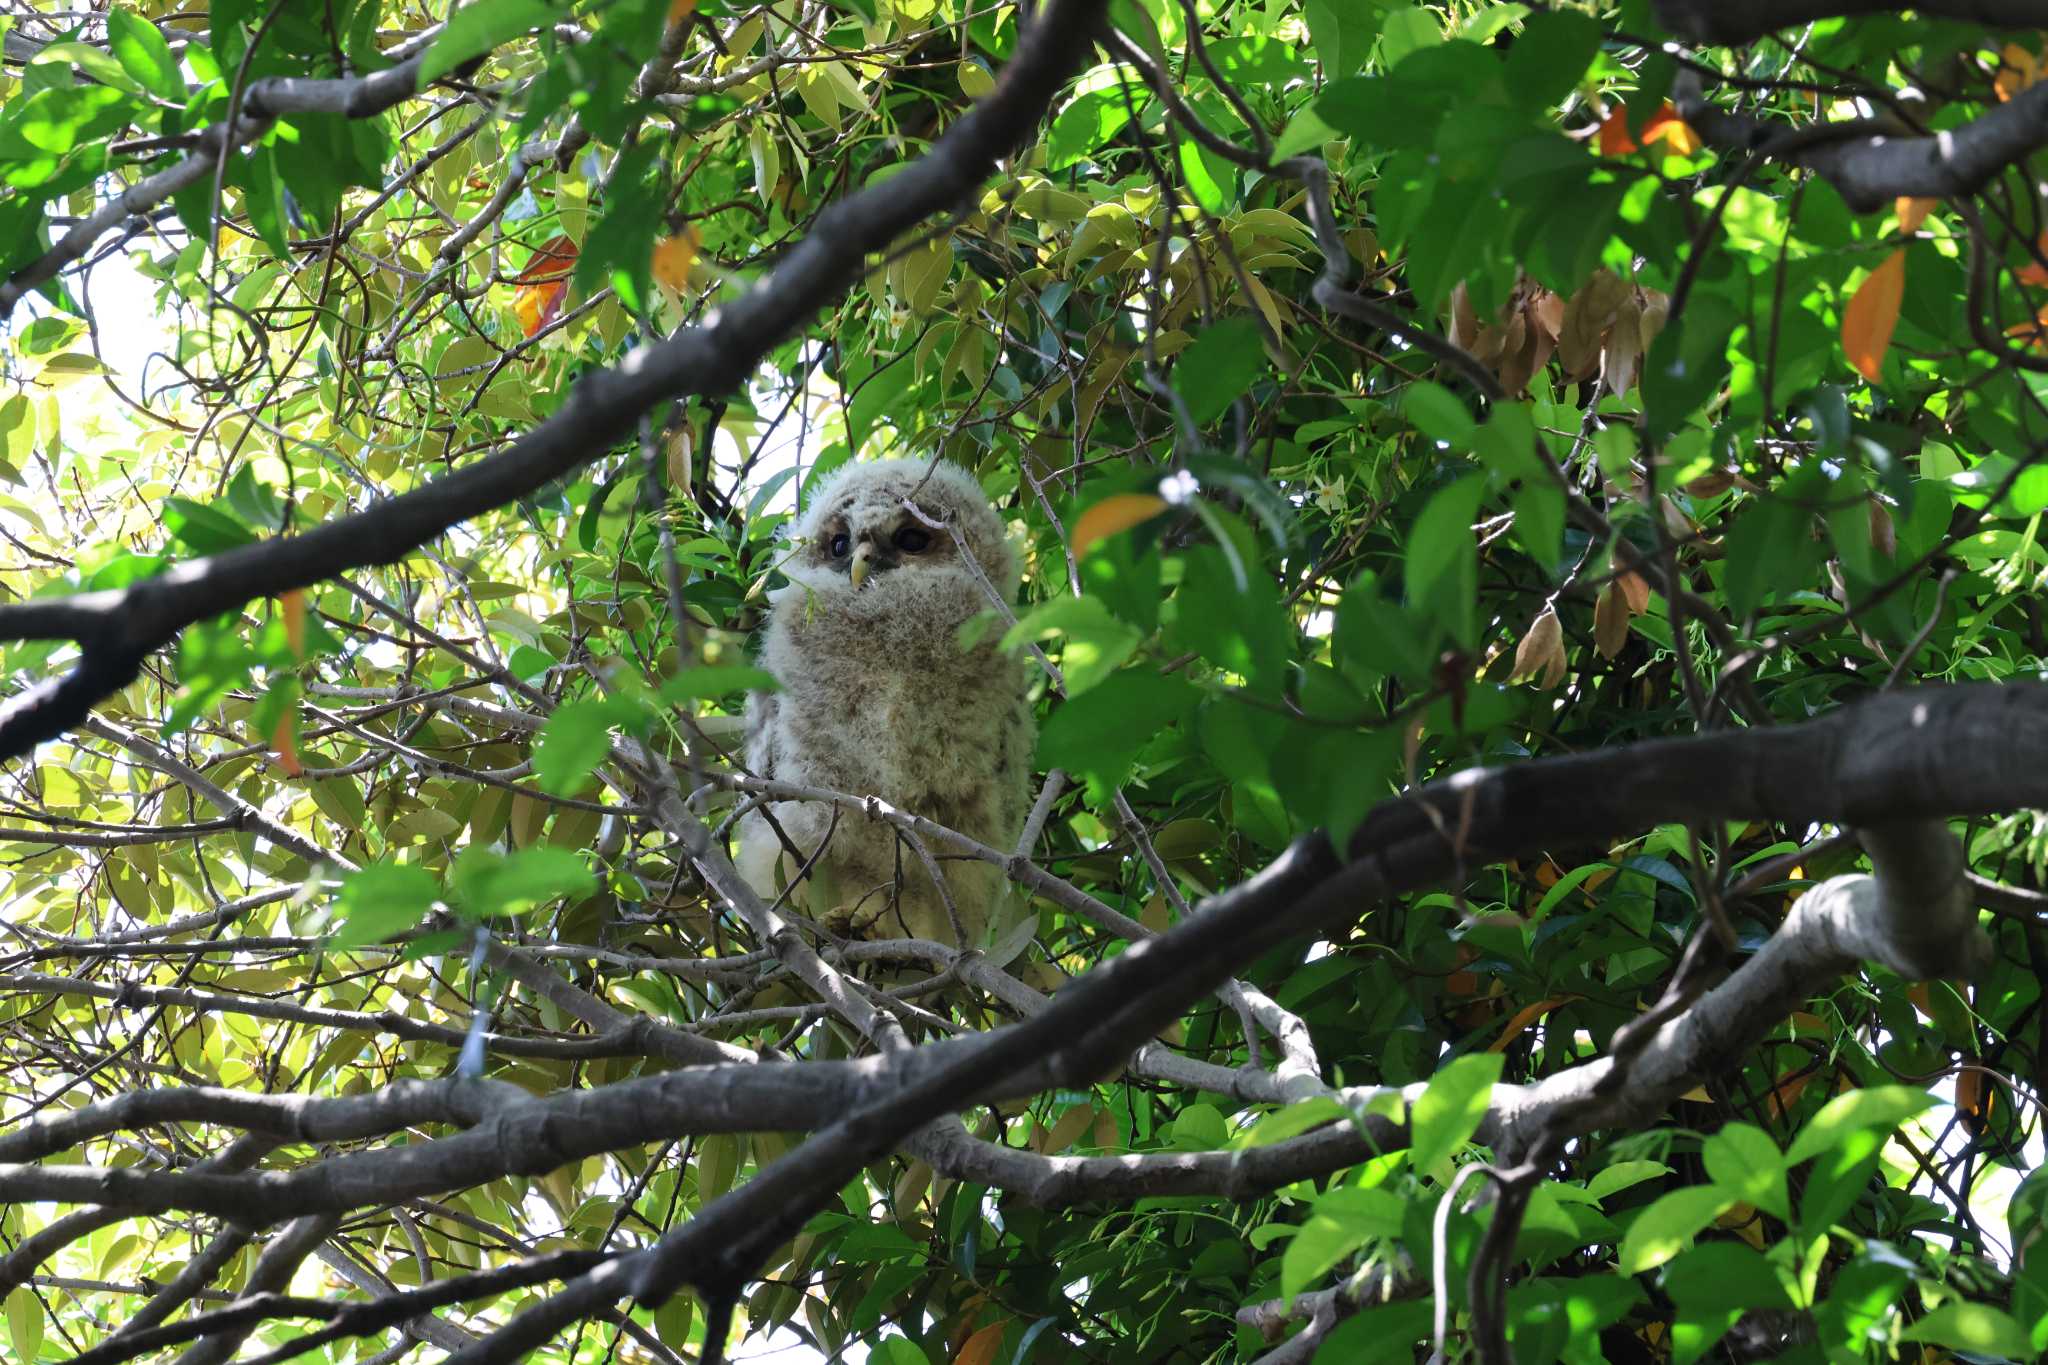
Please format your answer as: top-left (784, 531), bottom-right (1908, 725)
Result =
top-left (1282, 1185), bottom-right (1405, 1298)
top-left (451, 846), bottom-right (597, 917)
top-left (30, 42), bottom-right (144, 97)
top-left (1404, 473), bottom-right (1486, 646)
top-left (1471, 401), bottom-right (1539, 482)
top-left (1240, 1096), bottom-right (1347, 1148)
top-left (1314, 1297), bottom-right (1432, 1363)
top-left (1404, 381), bottom-right (1476, 446)
top-left (108, 9), bottom-right (185, 102)
top-left (574, 144), bottom-right (664, 310)
top-left (238, 144), bottom-right (292, 257)
top-left (1302, 0), bottom-right (1383, 77)
top-left (1001, 596), bottom-right (1141, 696)
top-left (1504, 11), bottom-right (1602, 110)
top-left (1409, 1052), bottom-right (1502, 1171)
top-left (1784, 1085), bottom-right (1935, 1166)
top-left (869, 1336), bottom-right (930, 1365)
top-left (6, 85), bottom-right (136, 156)
top-left (1379, 7), bottom-right (1442, 66)
top-left (1670, 1306), bottom-right (1743, 1365)
top-left (533, 697), bottom-right (645, 796)
top-left (659, 666), bottom-right (781, 703)
top-left (1901, 1302), bottom-right (2032, 1359)
top-left (1335, 569), bottom-right (1434, 684)
top-left (163, 497), bottom-right (258, 555)
top-left (330, 863), bottom-right (441, 950)
top-left (1617, 1186), bottom-right (1733, 1274)
top-left (420, 0), bottom-right (557, 84)
top-left (1585, 1160), bottom-right (1671, 1204)
top-left (5, 1285), bottom-right (44, 1362)
top-left (1173, 315), bottom-right (1272, 426)
top-left (1660, 1241), bottom-right (1793, 1315)
top-left (1813, 1252), bottom-right (1912, 1359)
top-left (1108, 0), bottom-right (1167, 67)
top-left (1048, 87), bottom-right (1133, 171)
top-left (1700, 1122), bottom-right (1788, 1221)
top-left (1038, 671), bottom-right (1199, 792)
top-left (1720, 495), bottom-right (1812, 620)
top-left (1797, 1123), bottom-right (1884, 1238)
top-left (1170, 546), bottom-right (1290, 692)
top-left (1170, 1102), bottom-right (1228, 1149)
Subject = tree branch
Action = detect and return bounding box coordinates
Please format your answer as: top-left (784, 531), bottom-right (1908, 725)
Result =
top-left (1674, 68), bottom-right (2048, 213)
top-left (1653, 0), bottom-right (2048, 46)
top-left (0, 0), bottom-right (1114, 763)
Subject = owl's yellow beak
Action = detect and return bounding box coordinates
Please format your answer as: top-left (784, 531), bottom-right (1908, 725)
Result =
top-left (848, 541), bottom-right (876, 590)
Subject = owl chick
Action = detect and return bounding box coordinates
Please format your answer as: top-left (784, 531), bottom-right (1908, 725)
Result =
top-left (737, 458), bottom-right (1034, 949)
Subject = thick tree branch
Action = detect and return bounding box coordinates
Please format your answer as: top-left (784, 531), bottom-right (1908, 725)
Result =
top-left (0, 0), bottom-right (1113, 763)
top-left (1653, 0), bottom-right (2048, 46)
top-left (1674, 69), bottom-right (2048, 213)
top-left (0, 682), bottom-right (2024, 1232)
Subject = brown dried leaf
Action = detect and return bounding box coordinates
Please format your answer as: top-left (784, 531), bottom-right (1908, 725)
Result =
top-left (1558, 268), bottom-right (1630, 377)
top-left (1617, 570), bottom-right (1651, 615)
top-left (1512, 605), bottom-right (1567, 688)
top-left (1685, 471), bottom-right (1735, 498)
top-left (1448, 280), bottom-right (1479, 353)
top-left (1869, 498), bottom-right (1897, 559)
top-left (1603, 294), bottom-right (1644, 395)
top-left (1530, 288), bottom-right (1565, 341)
top-left (1637, 287), bottom-right (1671, 350)
top-left (1594, 582), bottom-right (1631, 659)
top-left (1496, 321), bottom-right (1543, 397)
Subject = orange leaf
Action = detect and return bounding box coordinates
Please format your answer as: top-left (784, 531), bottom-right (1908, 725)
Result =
top-left (1763, 1066), bottom-right (1820, 1119)
top-left (1956, 1067), bottom-right (1997, 1133)
top-left (513, 234), bottom-right (578, 339)
top-left (1596, 104), bottom-right (1636, 156)
top-left (271, 706), bottom-right (303, 778)
top-left (1896, 196), bottom-right (1936, 235)
top-left (280, 589), bottom-right (306, 660)
top-left (1841, 248), bottom-right (1905, 383)
top-left (1640, 105), bottom-right (1701, 155)
top-left (651, 226), bottom-right (701, 291)
top-left (1071, 493), bottom-right (1168, 558)
top-left (954, 1322), bottom-right (1006, 1365)
top-left (1487, 997), bottom-right (1573, 1053)
top-left (2006, 302), bottom-right (2048, 351)
top-left (1996, 43), bottom-right (2042, 102)
top-left (2017, 229), bottom-right (2048, 286)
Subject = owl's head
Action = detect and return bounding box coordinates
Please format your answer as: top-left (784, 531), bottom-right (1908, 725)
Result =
top-left (786, 458), bottom-right (1018, 601)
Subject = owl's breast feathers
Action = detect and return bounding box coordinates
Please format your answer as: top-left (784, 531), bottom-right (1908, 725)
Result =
top-left (752, 565), bottom-right (1029, 824)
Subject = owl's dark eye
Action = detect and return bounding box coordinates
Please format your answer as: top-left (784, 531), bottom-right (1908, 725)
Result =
top-left (893, 527), bottom-right (932, 554)
top-left (828, 532), bottom-right (850, 558)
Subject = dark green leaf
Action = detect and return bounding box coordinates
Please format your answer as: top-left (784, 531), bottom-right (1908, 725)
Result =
top-left (1173, 316), bottom-right (1271, 426)
top-left (1038, 671), bottom-right (1199, 791)
top-left (164, 498), bottom-right (258, 555)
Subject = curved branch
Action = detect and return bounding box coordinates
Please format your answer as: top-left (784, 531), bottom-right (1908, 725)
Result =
top-left (1674, 68), bottom-right (2048, 213)
top-left (0, 0), bottom-right (1114, 763)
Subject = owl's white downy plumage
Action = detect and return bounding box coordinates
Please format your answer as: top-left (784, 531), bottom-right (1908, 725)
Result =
top-left (737, 458), bottom-right (1035, 949)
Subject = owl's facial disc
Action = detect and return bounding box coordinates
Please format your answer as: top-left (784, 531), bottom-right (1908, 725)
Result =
top-left (823, 513), bottom-right (942, 590)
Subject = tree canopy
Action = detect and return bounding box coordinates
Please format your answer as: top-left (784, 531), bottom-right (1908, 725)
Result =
top-left (4, 1), bottom-right (2048, 1363)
